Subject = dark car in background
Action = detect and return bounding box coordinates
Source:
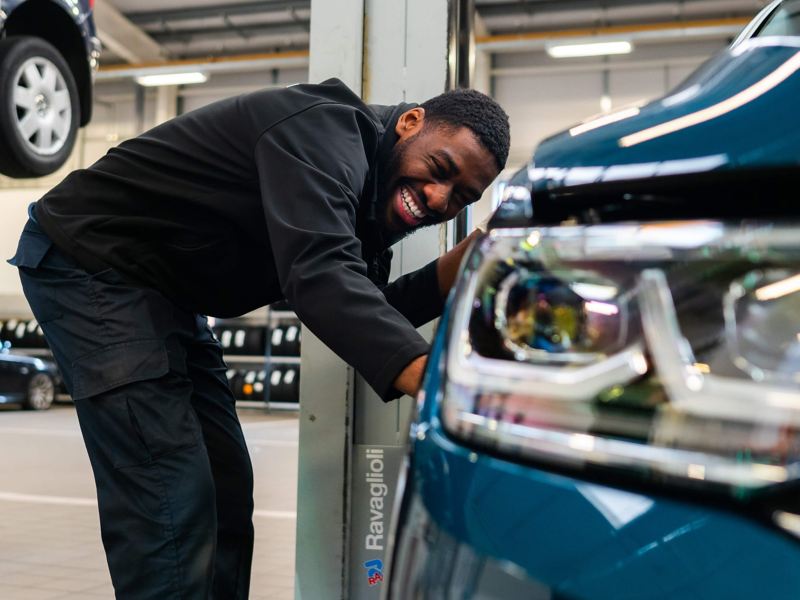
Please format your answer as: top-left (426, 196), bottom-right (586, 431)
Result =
top-left (0, 0), bottom-right (99, 178)
top-left (387, 2), bottom-right (800, 598)
top-left (0, 341), bottom-right (57, 410)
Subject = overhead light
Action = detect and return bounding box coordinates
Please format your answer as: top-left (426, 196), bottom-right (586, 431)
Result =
top-left (755, 273), bottom-right (800, 302)
top-left (135, 72), bottom-right (209, 87)
top-left (547, 40), bottom-right (633, 58)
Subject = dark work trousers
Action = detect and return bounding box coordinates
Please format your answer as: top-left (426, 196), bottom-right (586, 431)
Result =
top-left (9, 218), bottom-right (255, 599)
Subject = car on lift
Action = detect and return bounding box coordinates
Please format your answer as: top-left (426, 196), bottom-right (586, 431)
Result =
top-left (0, 341), bottom-right (58, 409)
top-left (387, 2), bottom-right (800, 598)
top-left (0, 0), bottom-right (100, 178)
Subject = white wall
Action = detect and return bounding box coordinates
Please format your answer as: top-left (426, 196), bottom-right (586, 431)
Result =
top-left (0, 190), bottom-right (42, 315)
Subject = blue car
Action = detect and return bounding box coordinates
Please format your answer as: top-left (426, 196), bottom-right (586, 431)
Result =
top-left (0, 0), bottom-right (99, 177)
top-left (387, 3), bottom-right (800, 598)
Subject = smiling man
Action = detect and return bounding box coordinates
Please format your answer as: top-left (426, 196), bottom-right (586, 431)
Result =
top-left (9, 78), bottom-right (509, 599)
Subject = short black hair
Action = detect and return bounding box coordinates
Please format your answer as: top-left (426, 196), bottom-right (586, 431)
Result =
top-left (420, 88), bottom-right (510, 171)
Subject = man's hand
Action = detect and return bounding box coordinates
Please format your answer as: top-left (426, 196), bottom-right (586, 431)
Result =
top-left (393, 354), bottom-right (428, 397)
top-left (436, 228), bottom-right (483, 298)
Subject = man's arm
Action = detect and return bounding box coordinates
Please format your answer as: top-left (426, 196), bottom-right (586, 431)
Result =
top-left (435, 228), bottom-right (483, 298)
top-left (388, 229), bottom-right (485, 397)
top-left (392, 354), bottom-right (428, 397)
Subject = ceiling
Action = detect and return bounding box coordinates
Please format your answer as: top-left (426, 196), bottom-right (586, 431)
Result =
top-left (99, 0), bottom-right (771, 64)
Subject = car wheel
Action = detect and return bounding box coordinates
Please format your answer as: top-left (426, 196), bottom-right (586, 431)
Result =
top-left (24, 373), bottom-right (55, 411)
top-left (0, 36), bottom-right (80, 178)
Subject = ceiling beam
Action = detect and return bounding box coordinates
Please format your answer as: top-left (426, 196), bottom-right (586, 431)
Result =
top-left (148, 21), bottom-right (310, 45)
top-left (127, 1), bottom-right (310, 26)
top-left (475, 0), bottom-right (757, 18)
top-left (93, 0), bottom-right (165, 63)
top-left (96, 49), bottom-right (310, 80)
top-left (476, 16), bottom-right (749, 51)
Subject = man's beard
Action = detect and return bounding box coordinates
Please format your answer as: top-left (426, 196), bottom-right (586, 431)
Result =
top-left (375, 136), bottom-right (437, 248)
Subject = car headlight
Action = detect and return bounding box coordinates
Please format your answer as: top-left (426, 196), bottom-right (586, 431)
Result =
top-left (440, 221), bottom-right (800, 504)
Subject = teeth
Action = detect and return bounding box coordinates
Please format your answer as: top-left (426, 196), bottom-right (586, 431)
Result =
top-left (401, 187), bottom-right (425, 220)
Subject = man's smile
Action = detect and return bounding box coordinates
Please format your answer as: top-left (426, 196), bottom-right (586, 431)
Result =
top-left (393, 184), bottom-right (431, 227)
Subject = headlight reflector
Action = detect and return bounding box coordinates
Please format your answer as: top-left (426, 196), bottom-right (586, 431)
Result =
top-left (441, 222), bottom-right (800, 498)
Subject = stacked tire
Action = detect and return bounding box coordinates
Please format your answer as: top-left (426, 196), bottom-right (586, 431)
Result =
top-left (213, 325), bottom-right (266, 356)
top-left (0, 318), bottom-right (48, 349)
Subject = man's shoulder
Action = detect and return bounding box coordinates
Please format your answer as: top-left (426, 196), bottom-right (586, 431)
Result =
top-left (244, 79), bottom-right (381, 124)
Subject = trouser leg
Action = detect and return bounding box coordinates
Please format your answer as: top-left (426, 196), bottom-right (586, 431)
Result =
top-left (74, 372), bottom-right (217, 599)
top-left (186, 319), bottom-right (255, 599)
top-left (12, 223), bottom-right (234, 599)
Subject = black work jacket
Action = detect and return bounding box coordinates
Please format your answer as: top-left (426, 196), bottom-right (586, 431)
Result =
top-left (35, 79), bottom-right (442, 400)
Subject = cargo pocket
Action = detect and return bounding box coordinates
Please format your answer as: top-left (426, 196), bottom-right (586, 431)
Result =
top-left (71, 339), bottom-right (173, 401)
top-left (71, 339), bottom-right (199, 470)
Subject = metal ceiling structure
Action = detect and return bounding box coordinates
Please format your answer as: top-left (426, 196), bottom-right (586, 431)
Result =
top-left (98, 0), bottom-right (771, 66)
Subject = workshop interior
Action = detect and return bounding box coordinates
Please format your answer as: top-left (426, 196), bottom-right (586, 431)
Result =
top-left (1, 0), bottom-right (799, 598)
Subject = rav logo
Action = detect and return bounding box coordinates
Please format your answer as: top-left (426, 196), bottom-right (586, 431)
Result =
top-left (364, 558), bottom-right (383, 586)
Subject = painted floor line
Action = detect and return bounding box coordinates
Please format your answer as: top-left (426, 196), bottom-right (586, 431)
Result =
top-left (0, 427), bottom-right (82, 438)
top-left (0, 491), bottom-right (296, 519)
top-left (0, 428), bottom-right (298, 447)
top-left (247, 440), bottom-right (299, 448)
top-left (0, 491), bottom-right (97, 506)
top-left (253, 509), bottom-right (297, 520)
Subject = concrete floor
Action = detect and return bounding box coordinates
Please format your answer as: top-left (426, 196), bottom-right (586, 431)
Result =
top-left (0, 402), bottom-right (299, 599)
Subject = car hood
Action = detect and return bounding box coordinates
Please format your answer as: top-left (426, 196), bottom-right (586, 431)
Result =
top-left (518, 37), bottom-right (800, 225)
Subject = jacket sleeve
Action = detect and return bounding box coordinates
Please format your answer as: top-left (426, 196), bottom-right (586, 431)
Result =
top-left (378, 251), bottom-right (445, 328)
top-left (255, 103), bottom-right (429, 401)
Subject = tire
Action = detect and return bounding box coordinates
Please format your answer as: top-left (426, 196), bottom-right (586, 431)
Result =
top-left (0, 36), bottom-right (80, 178)
top-left (24, 372), bottom-right (55, 411)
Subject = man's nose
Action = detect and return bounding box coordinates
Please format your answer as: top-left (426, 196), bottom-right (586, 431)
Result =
top-left (424, 182), bottom-right (451, 214)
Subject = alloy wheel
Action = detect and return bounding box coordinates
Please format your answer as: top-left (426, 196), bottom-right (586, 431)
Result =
top-left (27, 373), bottom-right (55, 410)
top-left (12, 56), bottom-right (72, 157)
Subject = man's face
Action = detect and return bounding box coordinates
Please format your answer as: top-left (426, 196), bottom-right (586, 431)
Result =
top-left (381, 108), bottom-right (499, 236)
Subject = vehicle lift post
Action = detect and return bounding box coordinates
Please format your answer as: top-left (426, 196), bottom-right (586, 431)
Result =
top-left (295, 1), bottom-right (458, 598)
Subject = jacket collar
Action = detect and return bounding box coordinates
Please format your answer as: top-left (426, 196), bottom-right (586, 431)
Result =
top-left (360, 102), bottom-right (417, 253)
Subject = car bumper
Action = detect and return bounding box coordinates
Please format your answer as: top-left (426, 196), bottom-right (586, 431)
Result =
top-left (389, 417), bottom-right (800, 600)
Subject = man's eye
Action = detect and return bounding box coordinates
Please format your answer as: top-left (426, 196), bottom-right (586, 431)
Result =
top-left (430, 158), bottom-right (448, 179)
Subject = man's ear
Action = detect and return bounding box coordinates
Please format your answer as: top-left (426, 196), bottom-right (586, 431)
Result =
top-left (395, 107), bottom-right (426, 139)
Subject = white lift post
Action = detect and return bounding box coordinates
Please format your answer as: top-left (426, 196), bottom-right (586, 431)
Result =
top-left (296, 1), bottom-right (450, 598)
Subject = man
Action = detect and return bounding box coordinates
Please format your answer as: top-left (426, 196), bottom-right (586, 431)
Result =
top-left (9, 78), bottom-right (509, 598)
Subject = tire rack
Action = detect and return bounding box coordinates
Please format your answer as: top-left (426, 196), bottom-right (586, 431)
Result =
top-left (211, 303), bottom-right (301, 410)
top-left (263, 300), bottom-right (301, 411)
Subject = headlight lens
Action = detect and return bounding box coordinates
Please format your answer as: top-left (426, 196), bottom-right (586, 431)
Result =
top-left (441, 222), bottom-right (800, 497)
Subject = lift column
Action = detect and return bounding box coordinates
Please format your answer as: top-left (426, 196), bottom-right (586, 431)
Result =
top-left (296, 1), bottom-right (450, 598)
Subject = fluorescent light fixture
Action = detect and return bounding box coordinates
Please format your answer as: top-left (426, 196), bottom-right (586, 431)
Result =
top-left (755, 273), bottom-right (800, 302)
top-left (547, 40), bottom-right (633, 59)
top-left (135, 72), bottom-right (209, 87)
top-left (570, 282), bottom-right (618, 301)
top-left (585, 301), bottom-right (620, 316)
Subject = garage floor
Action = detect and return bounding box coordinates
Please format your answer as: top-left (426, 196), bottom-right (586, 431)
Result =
top-left (0, 402), bottom-right (298, 600)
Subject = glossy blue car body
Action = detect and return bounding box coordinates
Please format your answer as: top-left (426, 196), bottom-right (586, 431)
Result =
top-left (531, 38), bottom-right (800, 192)
top-left (388, 4), bottom-right (800, 598)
